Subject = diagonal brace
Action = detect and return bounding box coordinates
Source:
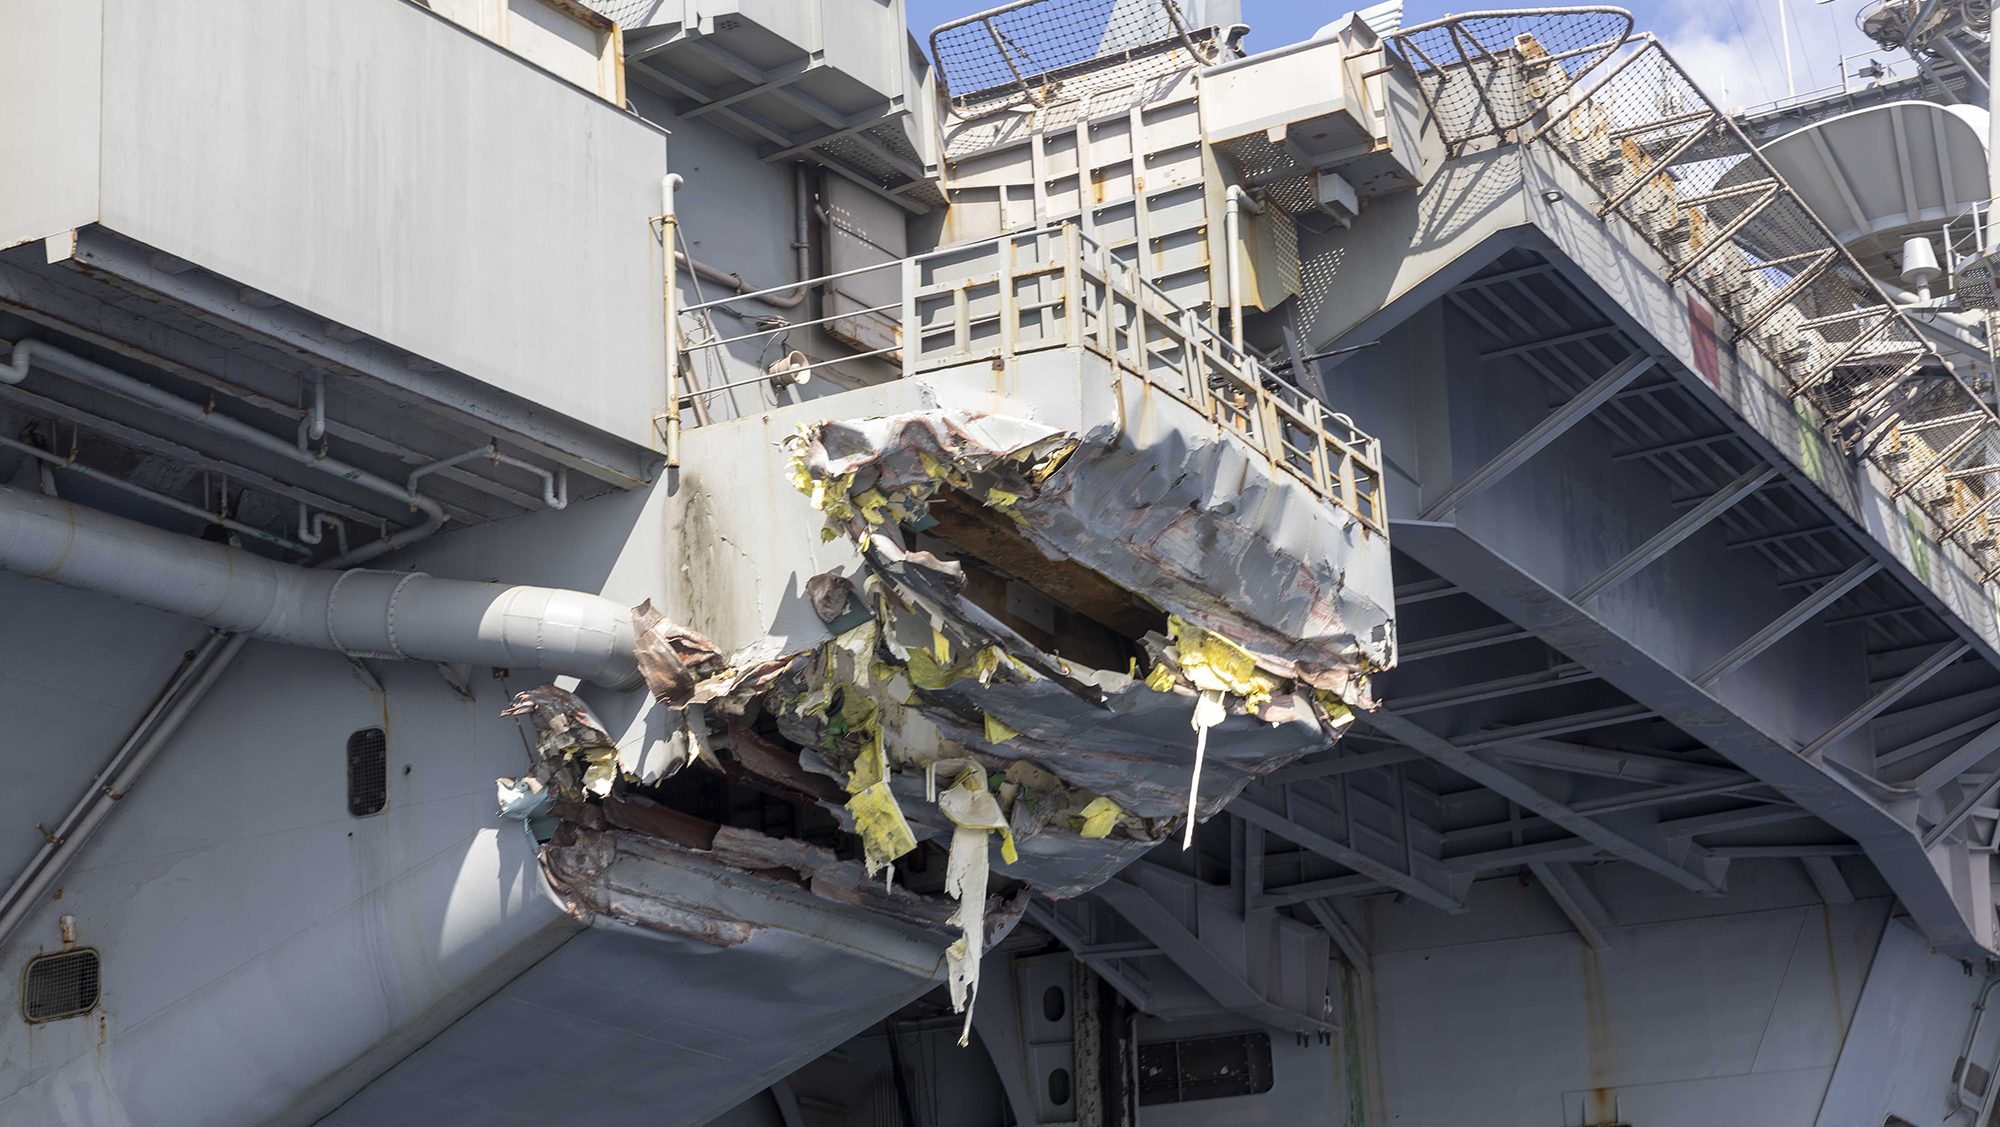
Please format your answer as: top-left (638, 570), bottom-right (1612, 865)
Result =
top-left (1572, 463), bottom-right (1777, 603)
top-left (1365, 710), bottom-right (1722, 893)
top-left (1422, 353), bottom-right (1660, 519)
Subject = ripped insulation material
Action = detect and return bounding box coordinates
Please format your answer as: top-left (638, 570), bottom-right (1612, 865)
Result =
top-left (498, 403), bottom-right (1381, 1040)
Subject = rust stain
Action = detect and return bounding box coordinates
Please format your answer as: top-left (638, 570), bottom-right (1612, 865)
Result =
top-left (1090, 168), bottom-right (1109, 204)
top-left (1579, 944), bottom-right (1617, 1123)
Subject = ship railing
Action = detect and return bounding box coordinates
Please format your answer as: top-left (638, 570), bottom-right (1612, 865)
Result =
top-left (1389, 10), bottom-right (2000, 582)
top-left (676, 223), bottom-right (1387, 533)
top-left (1942, 199), bottom-right (1999, 311)
top-left (927, 0), bottom-right (1221, 120)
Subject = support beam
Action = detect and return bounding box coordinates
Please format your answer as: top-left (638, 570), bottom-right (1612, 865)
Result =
top-left (1398, 623), bottom-right (1532, 662)
top-left (1801, 857), bottom-right (1856, 905)
top-left (1365, 709), bottom-right (1722, 892)
top-left (1257, 872), bottom-right (1383, 906)
top-left (1912, 715), bottom-right (2000, 797)
top-left (1704, 843), bottom-right (1860, 858)
top-left (1388, 519), bottom-right (1986, 955)
top-left (1265, 748), bottom-right (1428, 784)
top-left (1879, 706), bottom-right (2000, 771)
top-left (1384, 664), bottom-right (1595, 715)
top-left (1420, 353), bottom-right (1660, 519)
top-left (1695, 559), bottom-right (1883, 686)
top-left (1491, 739), bottom-right (1746, 786)
top-left (1801, 641), bottom-right (1970, 763)
top-left (1023, 900), bottom-right (1158, 1014)
top-left (1569, 776), bottom-right (1772, 816)
top-left (1658, 805), bottom-right (1818, 837)
top-left (1090, 876), bottom-right (1328, 1031)
top-left (1529, 862), bottom-right (1615, 949)
top-left (1572, 463), bottom-right (1778, 603)
top-left (1229, 792), bottom-right (1461, 910)
top-left (1451, 704), bottom-right (1657, 749)
top-left (1303, 900), bottom-right (1372, 979)
top-left (1923, 774), bottom-right (2000, 849)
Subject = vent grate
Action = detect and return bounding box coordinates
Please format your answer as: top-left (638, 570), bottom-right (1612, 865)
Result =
top-left (23, 949), bottom-right (100, 1023)
top-left (347, 728), bottom-right (388, 817)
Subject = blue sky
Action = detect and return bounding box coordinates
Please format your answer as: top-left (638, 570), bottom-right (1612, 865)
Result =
top-left (903, 0), bottom-right (1898, 110)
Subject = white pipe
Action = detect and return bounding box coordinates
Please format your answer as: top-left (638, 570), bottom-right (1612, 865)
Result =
top-left (1, 338), bottom-right (443, 566)
top-left (306, 373), bottom-right (326, 442)
top-left (1224, 185), bottom-right (1266, 353)
top-left (408, 441), bottom-right (568, 510)
top-left (297, 502), bottom-right (349, 555)
top-left (0, 484), bottom-right (641, 688)
top-left (668, 163), bottom-right (813, 310)
top-left (0, 432), bottom-right (310, 555)
top-left (0, 630), bottom-right (249, 954)
top-left (663, 172), bottom-right (686, 467)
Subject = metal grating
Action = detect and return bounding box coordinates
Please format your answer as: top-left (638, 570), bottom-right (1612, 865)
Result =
top-left (930, 0), bottom-right (1216, 118)
top-left (347, 727), bottom-right (388, 817)
top-left (22, 949), bottom-right (100, 1023)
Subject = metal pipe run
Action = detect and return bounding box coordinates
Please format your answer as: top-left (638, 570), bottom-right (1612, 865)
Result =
top-left (661, 172), bottom-right (686, 467)
top-left (671, 162), bottom-right (814, 310)
top-left (1224, 185), bottom-right (1266, 353)
top-left (1, 337), bottom-right (444, 566)
top-left (0, 432), bottom-right (311, 556)
top-left (0, 630), bottom-right (248, 956)
top-left (0, 484), bottom-right (641, 689)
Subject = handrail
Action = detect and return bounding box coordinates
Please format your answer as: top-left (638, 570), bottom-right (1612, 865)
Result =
top-left (672, 222), bottom-right (1387, 534)
top-left (1390, 11), bottom-right (2000, 586)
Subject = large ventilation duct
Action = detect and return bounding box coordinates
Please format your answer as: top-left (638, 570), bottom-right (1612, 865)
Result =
top-left (0, 485), bottom-right (640, 689)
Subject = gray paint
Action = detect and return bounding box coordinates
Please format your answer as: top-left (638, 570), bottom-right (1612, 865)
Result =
top-left (2, 0), bottom-right (670, 450)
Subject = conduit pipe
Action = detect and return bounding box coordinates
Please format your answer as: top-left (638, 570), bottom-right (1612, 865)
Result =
top-left (1224, 185), bottom-right (1266, 353)
top-left (0, 629), bottom-right (249, 955)
top-left (671, 162), bottom-right (813, 310)
top-left (0, 484), bottom-right (641, 689)
top-left (0, 432), bottom-right (310, 556)
top-left (2, 338), bottom-right (444, 565)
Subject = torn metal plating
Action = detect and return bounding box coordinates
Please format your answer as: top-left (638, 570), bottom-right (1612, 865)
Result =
top-left (497, 403), bottom-right (1384, 1041)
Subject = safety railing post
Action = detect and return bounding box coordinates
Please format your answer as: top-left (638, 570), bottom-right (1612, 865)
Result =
top-left (1340, 446), bottom-right (1360, 522)
top-left (1309, 398), bottom-right (1331, 495)
top-left (1063, 225), bottom-right (1083, 349)
top-left (1179, 309), bottom-right (1200, 401)
top-left (900, 256), bottom-right (919, 378)
top-left (1097, 245), bottom-right (1117, 358)
top-left (998, 233), bottom-right (1018, 366)
top-left (1127, 263), bottom-right (1148, 374)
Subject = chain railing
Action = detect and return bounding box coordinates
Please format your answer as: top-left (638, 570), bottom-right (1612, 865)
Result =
top-left (1390, 10), bottom-right (2000, 582)
top-left (676, 225), bottom-right (1387, 533)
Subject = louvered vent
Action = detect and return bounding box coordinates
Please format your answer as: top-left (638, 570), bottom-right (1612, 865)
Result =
top-left (347, 728), bottom-right (388, 817)
top-left (22, 949), bottom-right (100, 1023)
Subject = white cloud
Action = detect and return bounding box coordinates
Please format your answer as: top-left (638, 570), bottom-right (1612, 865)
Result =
top-left (1650, 0), bottom-right (1902, 110)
